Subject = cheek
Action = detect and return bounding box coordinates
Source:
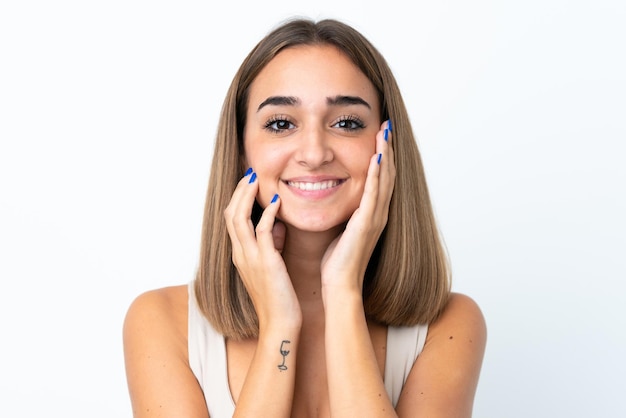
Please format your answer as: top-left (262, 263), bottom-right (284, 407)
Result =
top-left (344, 143), bottom-right (375, 176)
top-left (245, 136), bottom-right (272, 168)
top-left (247, 146), bottom-right (288, 174)
top-left (246, 145), bottom-right (289, 206)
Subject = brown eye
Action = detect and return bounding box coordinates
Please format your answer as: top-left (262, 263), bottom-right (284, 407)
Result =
top-left (338, 120), bottom-right (356, 129)
top-left (274, 120), bottom-right (291, 130)
top-left (332, 115), bottom-right (365, 131)
top-left (264, 116), bottom-right (295, 133)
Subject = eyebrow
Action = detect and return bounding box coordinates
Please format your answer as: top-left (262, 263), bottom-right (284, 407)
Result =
top-left (326, 95), bottom-right (371, 109)
top-left (256, 95), bottom-right (371, 112)
top-left (257, 96), bottom-right (300, 111)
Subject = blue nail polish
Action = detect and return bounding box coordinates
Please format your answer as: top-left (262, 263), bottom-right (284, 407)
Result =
top-left (244, 167), bottom-right (253, 177)
top-left (271, 194), bottom-right (279, 203)
top-left (388, 120), bottom-right (392, 132)
top-left (384, 129), bottom-right (389, 142)
top-left (248, 172), bottom-right (257, 184)
top-left (377, 153), bottom-right (382, 165)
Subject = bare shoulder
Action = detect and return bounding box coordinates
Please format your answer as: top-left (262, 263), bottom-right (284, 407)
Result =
top-left (123, 284), bottom-right (208, 417)
top-left (428, 292), bottom-right (487, 343)
top-left (396, 293), bottom-right (487, 417)
top-left (126, 284), bottom-right (189, 311)
top-left (123, 284), bottom-right (190, 373)
top-left (124, 285), bottom-right (189, 347)
top-left (124, 285), bottom-right (188, 325)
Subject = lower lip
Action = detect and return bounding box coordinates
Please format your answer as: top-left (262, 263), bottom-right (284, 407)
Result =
top-left (284, 181), bottom-right (344, 200)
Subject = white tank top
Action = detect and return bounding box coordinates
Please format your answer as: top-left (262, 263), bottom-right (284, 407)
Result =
top-left (187, 282), bottom-right (428, 417)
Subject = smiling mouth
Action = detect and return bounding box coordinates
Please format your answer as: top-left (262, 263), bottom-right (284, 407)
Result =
top-left (286, 179), bottom-right (344, 191)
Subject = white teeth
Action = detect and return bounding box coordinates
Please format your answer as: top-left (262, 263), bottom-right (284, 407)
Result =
top-left (287, 180), bottom-right (340, 191)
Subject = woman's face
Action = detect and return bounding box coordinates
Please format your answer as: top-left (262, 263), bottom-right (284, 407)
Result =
top-left (243, 44), bottom-right (381, 232)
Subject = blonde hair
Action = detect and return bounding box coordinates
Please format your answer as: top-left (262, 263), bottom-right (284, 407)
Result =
top-left (195, 17), bottom-right (450, 339)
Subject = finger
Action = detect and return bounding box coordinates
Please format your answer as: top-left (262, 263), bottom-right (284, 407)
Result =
top-left (351, 120), bottom-right (393, 220)
top-left (224, 169), bottom-right (255, 221)
top-left (364, 120), bottom-right (393, 205)
top-left (376, 120), bottom-right (395, 206)
top-left (224, 170), bottom-right (257, 232)
top-left (224, 170), bottom-right (259, 256)
top-left (363, 121), bottom-right (394, 225)
top-left (377, 119), bottom-right (394, 183)
top-left (255, 193), bottom-right (282, 253)
top-left (341, 154), bottom-right (380, 240)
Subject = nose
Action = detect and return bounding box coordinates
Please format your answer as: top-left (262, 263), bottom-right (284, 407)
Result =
top-left (295, 126), bottom-right (334, 168)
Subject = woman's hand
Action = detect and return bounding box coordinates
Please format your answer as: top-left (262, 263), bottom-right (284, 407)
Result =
top-left (320, 121), bottom-right (398, 417)
top-left (224, 171), bottom-right (302, 331)
top-left (321, 120), bottom-right (395, 296)
top-left (225, 171), bottom-right (302, 417)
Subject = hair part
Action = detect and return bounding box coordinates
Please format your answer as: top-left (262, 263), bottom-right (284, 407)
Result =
top-left (195, 17), bottom-right (451, 339)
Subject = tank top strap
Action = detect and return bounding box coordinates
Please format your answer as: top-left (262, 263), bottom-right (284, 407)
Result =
top-left (384, 323), bottom-right (429, 406)
top-left (187, 281), bottom-right (236, 417)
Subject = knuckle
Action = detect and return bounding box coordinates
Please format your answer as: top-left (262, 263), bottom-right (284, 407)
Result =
top-left (255, 224), bottom-right (270, 235)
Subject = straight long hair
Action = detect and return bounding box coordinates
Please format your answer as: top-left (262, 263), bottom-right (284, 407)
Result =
top-left (195, 17), bottom-right (451, 339)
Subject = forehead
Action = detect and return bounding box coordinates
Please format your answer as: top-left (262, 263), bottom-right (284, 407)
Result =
top-left (248, 45), bottom-right (379, 108)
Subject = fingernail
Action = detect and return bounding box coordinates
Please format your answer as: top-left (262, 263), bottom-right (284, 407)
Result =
top-left (244, 167), bottom-right (253, 177)
top-left (271, 193), bottom-right (279, 203)
top-left (388, 119), bottom-right (392, 132)
top-left (377, 153), bottom-right (382, 165)
top-left (384, 129), bottom-right (389, 142)
top-left (248, 172), bottom-right (257, 184)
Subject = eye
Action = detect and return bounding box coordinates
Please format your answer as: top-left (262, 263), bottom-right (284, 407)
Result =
top-left (264, 115), bottom-right (295, 133)
top-left (332, 115), bottom-right (365, 131)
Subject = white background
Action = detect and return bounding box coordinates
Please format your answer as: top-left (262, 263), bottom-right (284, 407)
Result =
top-left (1, 0), bottom-right (625, 417)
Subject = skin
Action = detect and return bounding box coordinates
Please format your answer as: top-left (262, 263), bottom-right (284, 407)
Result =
top-left (123, 45), bottom-right (487, 417)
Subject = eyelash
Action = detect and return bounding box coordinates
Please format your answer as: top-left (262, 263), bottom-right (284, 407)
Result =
top-left (263, 114), bottom-right (366, 134)
top-left (264, 115), bottom-right (294, 134)
top-left (333, 115), bottom-right (365, 131)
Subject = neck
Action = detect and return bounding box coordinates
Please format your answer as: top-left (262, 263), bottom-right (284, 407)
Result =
top-left (281, 223), bottom-right (344, 304)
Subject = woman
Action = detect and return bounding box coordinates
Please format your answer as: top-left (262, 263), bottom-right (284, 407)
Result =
top-left (124, 17), bottom-right (486, 417)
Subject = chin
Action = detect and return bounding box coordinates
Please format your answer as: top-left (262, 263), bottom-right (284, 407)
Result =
top-left (279, 211), bottom-right (351, 233)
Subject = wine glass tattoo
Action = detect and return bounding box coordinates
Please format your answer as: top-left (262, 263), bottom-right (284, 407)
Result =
top-left (278, 340), bottom-right (291, 371)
